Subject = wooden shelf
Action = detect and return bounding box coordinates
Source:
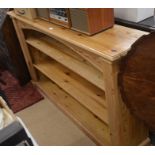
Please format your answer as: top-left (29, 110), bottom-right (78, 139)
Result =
top-left (34, 61), bottom-right (108, 124)
top-left (34, 79), bottom-right (111, 145)
top-left (10, 11), bottom-right (149, 145)
top-left (26, 36), bottom-right (105, 91)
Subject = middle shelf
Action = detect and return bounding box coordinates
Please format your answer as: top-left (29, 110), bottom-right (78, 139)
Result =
top-left (26, 35), bottom-right (105, 91)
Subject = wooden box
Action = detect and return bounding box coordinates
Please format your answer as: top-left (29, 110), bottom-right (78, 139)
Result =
top-left (70, 8), bottom-right (114, 35)
top-left (14, 9), bottom-right (37, 20)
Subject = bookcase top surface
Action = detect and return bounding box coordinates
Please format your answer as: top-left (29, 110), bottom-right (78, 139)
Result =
top-left (8, 11), bottom-right (148, 62)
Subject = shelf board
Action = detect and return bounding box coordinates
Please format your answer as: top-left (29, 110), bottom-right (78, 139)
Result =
top-left (26, 36), bottom-right (105, 91)
top-left (34, 61), bottom-right (109, 124)
top-left (34, 80), bottom-right (111, 145)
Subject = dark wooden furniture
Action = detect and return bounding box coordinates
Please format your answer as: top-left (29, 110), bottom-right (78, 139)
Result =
top-left (0, 9), bottom-right (30, 85)
top-left (118, 32), bottom-right (155, 144)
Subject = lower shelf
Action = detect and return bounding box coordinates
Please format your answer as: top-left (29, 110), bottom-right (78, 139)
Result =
top-left (34, 80), bottom-right (111, 145)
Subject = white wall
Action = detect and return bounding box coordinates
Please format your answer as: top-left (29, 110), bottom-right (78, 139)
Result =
top-left (137, 9), bottom-right (154, 22)
top-left (114, 8), bottom-right (154, 22)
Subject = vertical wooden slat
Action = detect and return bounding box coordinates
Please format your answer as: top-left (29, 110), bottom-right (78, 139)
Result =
top-left (11, 18), bottom-right (37, 81)
top-left (104, 61), bottom-right (148, 145)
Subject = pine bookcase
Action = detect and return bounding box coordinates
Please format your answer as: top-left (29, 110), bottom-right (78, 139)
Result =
top-left (8, 11), bottom-right (149, 145)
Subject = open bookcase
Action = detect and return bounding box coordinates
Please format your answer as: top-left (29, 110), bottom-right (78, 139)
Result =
top-left (9, 11), bottom-right (149, 145)
top-left (25, 31), bottom-right (110, 145)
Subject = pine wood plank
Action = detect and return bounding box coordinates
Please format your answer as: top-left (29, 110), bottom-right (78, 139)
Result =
top-left (34, 80), bottom-right (111, 145)
top-left (26, 36), bottom-right (105, 91)
top-left (34, 61), bottom-right (108, 124)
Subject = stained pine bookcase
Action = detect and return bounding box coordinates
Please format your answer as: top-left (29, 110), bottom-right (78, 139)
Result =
top-left (8, 11), bottom-right (149, 145)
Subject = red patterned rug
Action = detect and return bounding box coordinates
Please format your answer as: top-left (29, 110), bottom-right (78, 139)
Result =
top-left (0, 70), bottom-right (44, 113)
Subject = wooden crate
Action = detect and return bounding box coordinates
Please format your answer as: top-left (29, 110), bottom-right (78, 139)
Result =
top-left (8, 11), bottom-right (149, 145)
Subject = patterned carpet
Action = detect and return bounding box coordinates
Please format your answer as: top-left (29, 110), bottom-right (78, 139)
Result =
top-left (0, 70), bottom-right (44, 113)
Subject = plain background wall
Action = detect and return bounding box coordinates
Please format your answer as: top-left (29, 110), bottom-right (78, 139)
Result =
top-left (114, 8), bottom-right (154, 22)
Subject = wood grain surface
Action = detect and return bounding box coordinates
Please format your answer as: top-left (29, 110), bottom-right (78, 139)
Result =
top-left (118, 32), bottom-right (155, 132)
top-left (8, 11), bottom-right (147, 62)
top-left (8, 10), bottom-right (149, 145)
